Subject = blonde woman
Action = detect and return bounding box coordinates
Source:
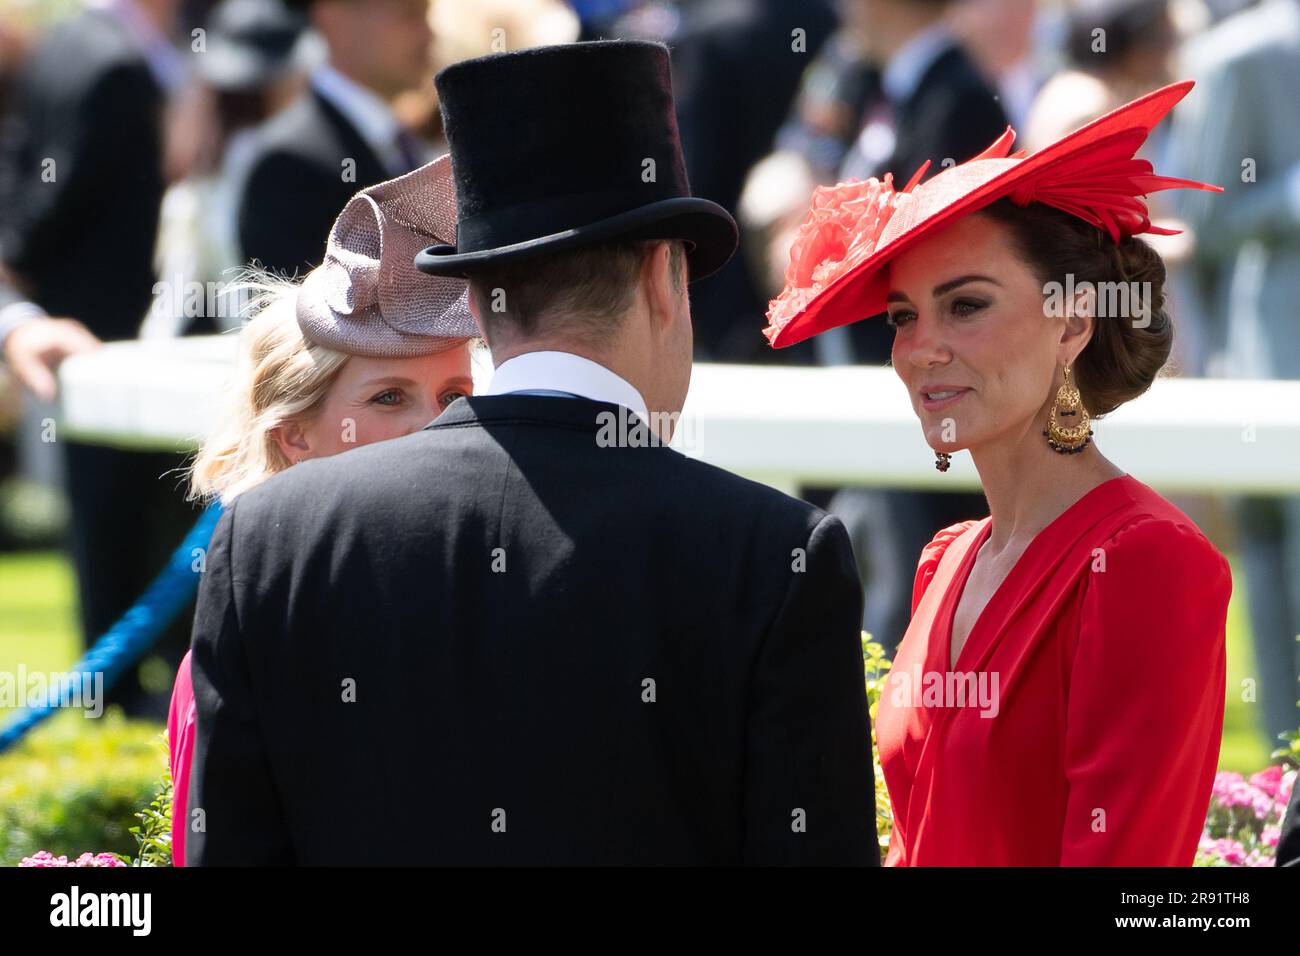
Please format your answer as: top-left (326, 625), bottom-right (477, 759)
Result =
top-left (169, 156), bottom-right (479, 864)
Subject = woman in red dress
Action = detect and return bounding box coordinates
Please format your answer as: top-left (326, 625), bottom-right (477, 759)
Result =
top-left (764, 83), bottom-right (1230, 865)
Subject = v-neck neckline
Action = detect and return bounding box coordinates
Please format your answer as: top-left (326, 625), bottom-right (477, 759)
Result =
top-left (940, 474), bottom-right (1131, 672)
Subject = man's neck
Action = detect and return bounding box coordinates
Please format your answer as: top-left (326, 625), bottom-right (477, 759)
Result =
top-left (488, 340), bottom-right (654, 415)
top-left (876, 11), bottom-right (947, 63)
top-left (128, 0), bottom-right (175, 35)
top-left (321, 59), bottom-right (391, 103)
top-left (485, 346), bottom-right (654, 423)
top-left (490, 340), bottom-right (633, 387)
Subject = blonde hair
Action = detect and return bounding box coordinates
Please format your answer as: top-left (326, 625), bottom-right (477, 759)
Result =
top-left (188, 274), bottom-right (351, 504)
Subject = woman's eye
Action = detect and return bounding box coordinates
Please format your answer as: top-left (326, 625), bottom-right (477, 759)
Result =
top-left (951, 298), bottom-right (986, 317)
top-left (371, 389), bottom-right (404, 406)
top-left (438, 390), bottom-right (468, 410)
top-left (885, 310), bottom-right (916, 328)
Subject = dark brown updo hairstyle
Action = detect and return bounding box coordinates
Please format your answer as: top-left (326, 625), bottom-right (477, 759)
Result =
top-left (980, 197), bottom-right (1172, 417)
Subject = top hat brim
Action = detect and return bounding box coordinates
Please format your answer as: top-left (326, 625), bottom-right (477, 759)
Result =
top-left (765, 80), bottom-right (1203, 348)
top-left (413, 196), bottom-right (739, 283)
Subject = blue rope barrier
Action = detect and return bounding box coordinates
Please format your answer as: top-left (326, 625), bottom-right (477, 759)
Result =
top-left (0, 500), bottom-right (225, 754)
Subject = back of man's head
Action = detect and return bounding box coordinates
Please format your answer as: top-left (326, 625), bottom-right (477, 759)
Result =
top-left (466, 238), bottom-right (693, 430)
top-left (467, 239), bottom-right (686, 352)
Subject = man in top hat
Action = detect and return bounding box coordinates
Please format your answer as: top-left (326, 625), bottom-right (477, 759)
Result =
top-left (236, 0), bottom-right (435, 276)
top-left (187, 40), bottom-right (879, 865)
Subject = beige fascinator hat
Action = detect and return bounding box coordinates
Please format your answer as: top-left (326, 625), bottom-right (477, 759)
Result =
top-left (296, 155), bottom-right (479, 357)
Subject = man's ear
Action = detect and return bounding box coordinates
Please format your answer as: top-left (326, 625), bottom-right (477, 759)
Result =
top-left (641, 241), bottom-right (678, 335)
top-left (271, 420), bottom-right (312, 465)
top-left (465, 284), bottom-right (491, 339)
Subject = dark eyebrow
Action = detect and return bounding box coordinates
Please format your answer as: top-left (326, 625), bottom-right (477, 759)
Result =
top-left (932, 274), bottom-right (1000, 297)
top-left (885, 274), bottom-right (999, 305)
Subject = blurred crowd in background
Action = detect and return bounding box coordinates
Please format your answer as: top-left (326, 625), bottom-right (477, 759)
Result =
top-left (0, 0), bottom-right (1296, 745)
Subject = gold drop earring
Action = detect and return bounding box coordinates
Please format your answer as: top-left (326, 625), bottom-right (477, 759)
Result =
top-left (1043, 364), bottom-right (1093, 454)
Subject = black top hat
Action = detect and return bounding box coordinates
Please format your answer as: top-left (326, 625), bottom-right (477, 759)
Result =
top-left (414, 41), bottom-right (738, 282)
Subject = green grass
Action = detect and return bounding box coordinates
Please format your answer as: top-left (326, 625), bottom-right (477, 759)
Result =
top-left (0, 551), bottom-right (79, 679)
top-left (0, 550), bottom-right (1284, 773)
top-left (1219, 560), bottom-right (1274, 773)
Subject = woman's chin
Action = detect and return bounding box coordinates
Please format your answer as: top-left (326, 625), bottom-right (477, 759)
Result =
top-left (922, 429), bottom-right (965, 453)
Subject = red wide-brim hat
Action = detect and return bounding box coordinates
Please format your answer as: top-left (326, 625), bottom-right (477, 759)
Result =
top-left (763, 80), bottom-right (1222, 349)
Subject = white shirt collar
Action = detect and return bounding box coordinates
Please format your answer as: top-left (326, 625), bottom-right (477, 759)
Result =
top-left (484, 350), bottom-right (649, 423)
top-left (310, 63), bottom-right (405, 175)
top-left (882, 23), bottom-right (955, 103)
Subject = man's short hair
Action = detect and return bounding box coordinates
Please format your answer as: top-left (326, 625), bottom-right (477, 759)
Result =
top-left (467, 239), bottom-right (686, 346)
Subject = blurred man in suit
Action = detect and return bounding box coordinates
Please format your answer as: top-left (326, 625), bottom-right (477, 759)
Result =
top-left (670, 0), bottom-right (839, 364)
top-left (833, 0), bottom-right (1008, 364)
top-left (237, 0), bottom-right (435, 275)
top-left (1172, 0), bottom-right (1300, 750)
top-left (0, 0), bottom-right (198, 718)
top-left (815, 0), bottom-right (1004, 653)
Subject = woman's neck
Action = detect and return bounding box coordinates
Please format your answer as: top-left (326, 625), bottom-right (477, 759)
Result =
top-left (969, 414), bottom-right (1125, 555)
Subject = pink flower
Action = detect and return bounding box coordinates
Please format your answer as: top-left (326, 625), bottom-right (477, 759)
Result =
top-left (1213, 774), bottom-right (1274, 819)
top-left (765, 176), bottom-right (903, 339)
top-left (20, 850), bottom-right (126, 867)
top-left (1211, 771), bottom-right (1245, 800)
top-left (1249, 765), bottom-right (1283, 799)
top-left (1198, 837), bottom-right (1248, 866)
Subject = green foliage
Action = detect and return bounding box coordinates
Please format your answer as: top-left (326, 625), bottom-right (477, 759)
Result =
top-left (0, 709), bottom-right (166, 866)
top-left (862, 632), bottom-right (893, 852)
top-left (128, 759), bottom-right (173, 867)
top-left (1270, 726), bottom-right (1300, 767)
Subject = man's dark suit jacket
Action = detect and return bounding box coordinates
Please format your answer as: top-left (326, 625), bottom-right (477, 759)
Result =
top-left (236, 87), bottom-right (391, 277)
top-left (846, 42), bottom-right (1008, 364)
top-left (188, 395), bottom-right (880, 865)
top-left (0, 8), bottom-right (163, 340)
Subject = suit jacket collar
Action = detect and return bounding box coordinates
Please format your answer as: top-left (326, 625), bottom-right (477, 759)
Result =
top-left (898, 44), bottom-right (972, 113)
top-left (307, 87), bottom-right (390, 182)
top-left (428, 393), bottom-right (646, 434)
top-left (882, 24), bottom-right (956, 104)
top-left (310, 65), bottom-right (405, 176)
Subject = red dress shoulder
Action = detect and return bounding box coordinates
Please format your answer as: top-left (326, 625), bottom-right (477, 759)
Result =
top-left (911, 519), bottom-right (985, 616)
